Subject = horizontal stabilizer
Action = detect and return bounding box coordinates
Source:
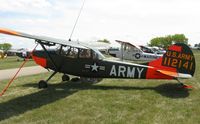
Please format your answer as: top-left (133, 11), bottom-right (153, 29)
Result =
top-left (157, 70), bottom-right (192, 79)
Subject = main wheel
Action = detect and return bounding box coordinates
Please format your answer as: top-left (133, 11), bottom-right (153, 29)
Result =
top-left (71, 77), bottom-right (80, 82)
top-left (38, 80), bottom-right (48, 89)
top-left (62, 74), bottom-right (70, 82)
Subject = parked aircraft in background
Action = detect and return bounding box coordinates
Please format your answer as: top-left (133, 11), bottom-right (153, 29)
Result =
top-left (7, 48), bottom-right (32, 61)
top-left (0, 28), bottom-right (196, 89)
top-left (150, 46), bottom-right (166, 55)
top-left (108, 40), bottom-right (163, 61)
top-left (16, 48), bottom-right (32, 61)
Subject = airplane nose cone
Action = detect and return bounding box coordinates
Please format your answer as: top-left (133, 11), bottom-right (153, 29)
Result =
top-left (32, 50), bottom-right (47, 68)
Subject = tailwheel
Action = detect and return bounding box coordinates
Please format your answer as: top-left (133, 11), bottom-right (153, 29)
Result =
top-left (176, 79), bottom-right (193, 89)
top-left (62, 74), bottom-right (70, 82)
top-left (38, 80), bottom-right (48, 89)
top-left (180, 83), bottom-right (193, 89)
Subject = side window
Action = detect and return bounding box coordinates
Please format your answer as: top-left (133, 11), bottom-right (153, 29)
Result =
top-left (63, 46), bottom-right (78, 58)
top-left (132, 46), bottom-right (139, 52)
top-left (79, 49), bottom-right (91, 59)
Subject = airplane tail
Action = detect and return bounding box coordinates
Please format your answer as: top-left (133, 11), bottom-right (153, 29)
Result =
top-left (146, 43), bottom-right (196, 79)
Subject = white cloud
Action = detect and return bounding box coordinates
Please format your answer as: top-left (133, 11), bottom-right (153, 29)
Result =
top-left (0, 0), bottom-right (52, 15)
top-left (0, 0), bottom-right (200, 48)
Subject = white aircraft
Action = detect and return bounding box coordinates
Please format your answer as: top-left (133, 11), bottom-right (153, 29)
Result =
top-left (139, 45), bottom-right (166, 55)
top-left (108, 40), bottom-right (163, 61)
top-left (150, 46), bottom-right (166, 55)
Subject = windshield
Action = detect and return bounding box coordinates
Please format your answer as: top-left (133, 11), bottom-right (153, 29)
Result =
top-left (92, 49), bottom-right (105, 60)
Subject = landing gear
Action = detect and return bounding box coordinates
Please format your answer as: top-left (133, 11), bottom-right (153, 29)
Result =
top-left (71, 77), bottom-right (80, 82)
top-left (176, 78), bottom-right (192, 89)
top-left (62, 74), bottom-right (70, 81)
top-left (38, 80), bottom-right (48, 89)
top-left (38, 71), bottom-right (57, 89)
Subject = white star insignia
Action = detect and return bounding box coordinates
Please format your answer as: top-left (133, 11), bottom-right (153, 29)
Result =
top-left (91, 63), bottom-right (99, 72)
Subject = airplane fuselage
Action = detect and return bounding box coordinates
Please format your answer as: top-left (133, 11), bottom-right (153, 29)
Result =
top-left (32, 50), bottom-right (173, 80)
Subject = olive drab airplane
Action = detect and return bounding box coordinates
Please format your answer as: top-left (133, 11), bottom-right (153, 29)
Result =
top-left (0, 28), bottom-right (196, 89)
top-left (108, 40), bottom-right (163, 61)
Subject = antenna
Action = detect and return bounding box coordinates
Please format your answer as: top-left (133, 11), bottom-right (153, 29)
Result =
top-left (68, 0), bottom-right (86, 41)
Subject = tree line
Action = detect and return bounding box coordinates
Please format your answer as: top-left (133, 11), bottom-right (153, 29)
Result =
top-left (148, 34), bottom-right (188, 49)
top-left (0, 43), bottom-right (12, 51)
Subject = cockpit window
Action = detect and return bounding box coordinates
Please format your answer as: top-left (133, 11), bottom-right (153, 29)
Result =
top-left (140, 46), bottom-right (154, 54)
top-left (61, 46), bottom-right (78, 58)
top-left (92, 49), bottom-right (105, 60)
top-left (79, 49), bottom-right (91, 58)
top-left (56, 45), bottom-right (105, 60)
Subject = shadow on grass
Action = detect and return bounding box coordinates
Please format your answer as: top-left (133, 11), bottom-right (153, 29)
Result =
top-left (0, 81), bottom-right (190, 121)
top-left (0, 82), bottom-right (77, 121)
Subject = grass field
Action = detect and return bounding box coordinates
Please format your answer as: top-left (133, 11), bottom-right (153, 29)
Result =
top-left (0, 51), bottom-right (199, 124)
top-left (0, 56), bottom-right (36, 70)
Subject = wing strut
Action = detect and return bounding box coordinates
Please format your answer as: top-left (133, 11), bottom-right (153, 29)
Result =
top-left (37, 40), bottom-right (59, 71)
top-left (0, 44), bottom-right (38, 96)
top-left (36, 40), bottom-right (60, 88)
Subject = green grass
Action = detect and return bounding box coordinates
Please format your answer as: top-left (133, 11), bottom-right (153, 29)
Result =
top-left (0, 51), bottom-right (199, 124)
top-left (0, 56), bottom-right (36, 70)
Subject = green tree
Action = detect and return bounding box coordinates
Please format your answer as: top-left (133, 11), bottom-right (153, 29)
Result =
top-left (171, 34), bottom-right (188, 44)
top-left (0, 43), bottom-right (12, 51)
top-left (97, 39), bottom-right (110, 44)
top-left (149, 37), bottom-right (166, 48)
top-left (149, 34), bottom-right (188, 49)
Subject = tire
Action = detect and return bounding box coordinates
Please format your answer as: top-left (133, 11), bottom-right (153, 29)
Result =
top-left (38, 80), bottom-right (48, 89)
top-left (71, 77), bottom-right (80, 82)
top-left (62, 75), bottom-right (70, 81)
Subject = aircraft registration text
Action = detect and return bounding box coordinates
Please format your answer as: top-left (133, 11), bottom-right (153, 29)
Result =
top-left (162, 51), bottom-right (194, 70)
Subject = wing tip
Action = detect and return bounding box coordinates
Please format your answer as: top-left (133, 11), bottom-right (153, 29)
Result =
top-left (0, 28), bottom-right (20, 36)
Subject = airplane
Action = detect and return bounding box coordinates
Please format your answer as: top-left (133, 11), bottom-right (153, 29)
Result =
top-left (0, 28), bottom-right (196, 89)
top-left (15, 48), bottom-right (32, 61)
top-left (139, 45), bottom-right (165, 55)
top-left (7, 48), bottom-right (32, 61)
top-left (108, 40), bottom-right (163, 61)
top-left (150, 46), bottom-right (166, 55)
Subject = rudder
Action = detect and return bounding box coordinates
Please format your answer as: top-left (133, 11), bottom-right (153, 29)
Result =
top-left (147, 43), bottom-right (196, 78)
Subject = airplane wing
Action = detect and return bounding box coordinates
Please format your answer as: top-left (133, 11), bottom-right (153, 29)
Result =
top-left (85, 41), bottom-right (110, 50)
top-left (115, 40), bottom-right (143, 52)
top-left (0, 28), bottom-right (87, 49)
top-left (0, 28), bottom-right (106, 59)
top-left (115, 40), bottom-right (136, 47)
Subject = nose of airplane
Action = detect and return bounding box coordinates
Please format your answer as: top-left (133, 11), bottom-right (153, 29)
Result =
top-left (32, 50), bottom-right (47, 68)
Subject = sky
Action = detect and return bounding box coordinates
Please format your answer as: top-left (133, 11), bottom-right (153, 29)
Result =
top-left (0, 0), bottom-right (200, 49)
